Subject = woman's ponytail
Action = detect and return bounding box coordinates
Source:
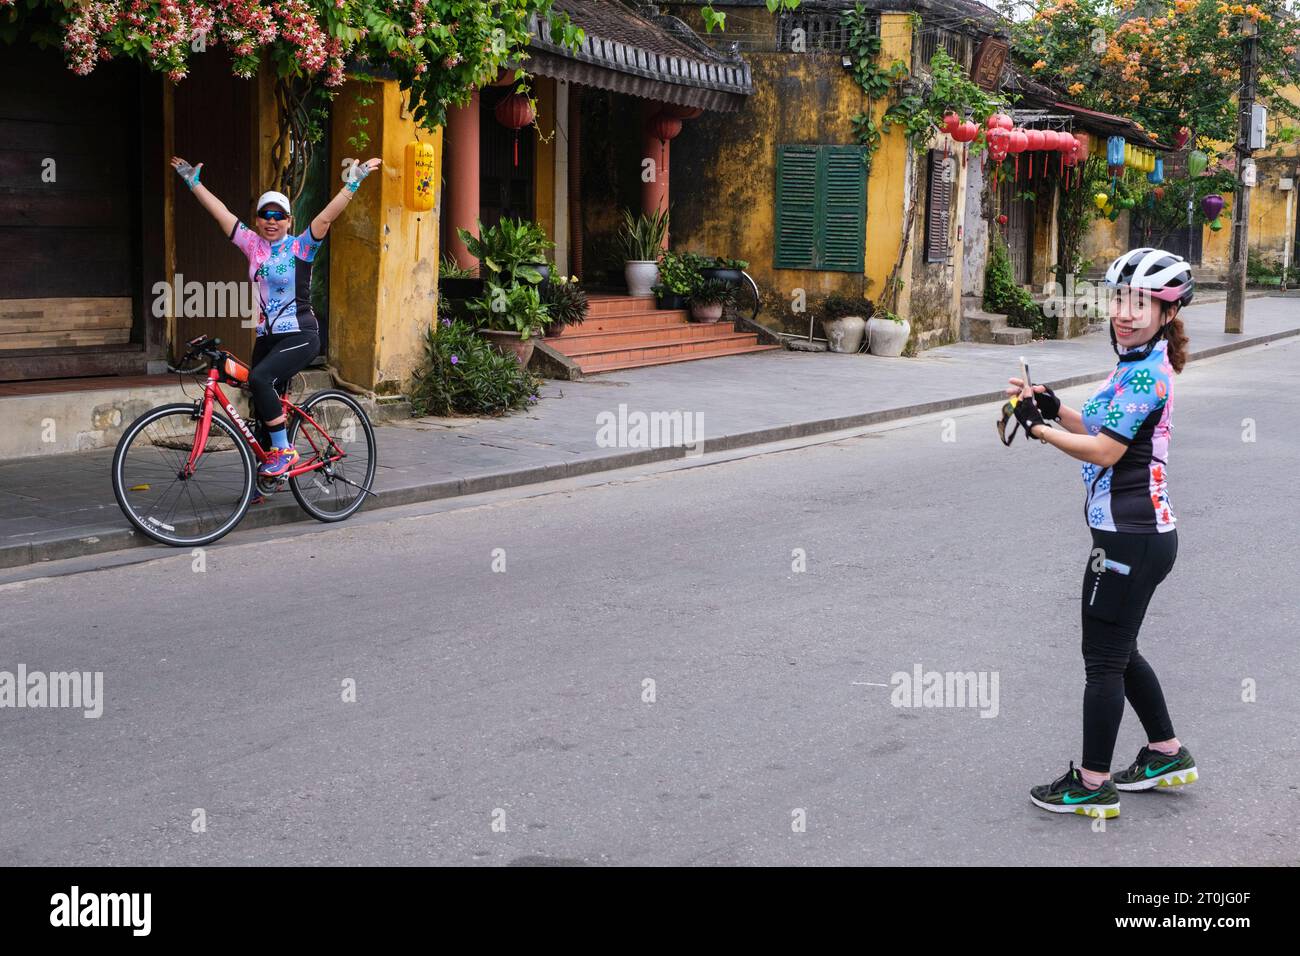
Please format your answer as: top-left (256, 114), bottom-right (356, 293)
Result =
top-left (1165, 312), bottom-right (1188, 373)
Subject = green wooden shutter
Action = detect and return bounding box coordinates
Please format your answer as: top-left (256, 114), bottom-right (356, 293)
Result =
top-left (775, 145), bottom-right (865, 272)
top-left (775, 145), bottom-right (818, 269)
top-left (820, 145), bottom-right (866, 272)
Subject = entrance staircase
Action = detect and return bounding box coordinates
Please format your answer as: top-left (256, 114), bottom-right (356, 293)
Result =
top-left (548, 294), bottom-right (779, 374)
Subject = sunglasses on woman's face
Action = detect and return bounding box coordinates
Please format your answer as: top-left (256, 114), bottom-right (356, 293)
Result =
top-left (258, 209), bottom-right (288, 222)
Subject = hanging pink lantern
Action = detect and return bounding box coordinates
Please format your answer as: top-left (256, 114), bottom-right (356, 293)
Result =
top-left (1007, 128), bottom-right (1028, 180)
top-left (494, 92), bottom-right (536, 167)
top-left (943, 112), bottom-right (961, 135)
top-left (1201, 193), bottom-right (1225, 220)
top-left (1025, 129), bottom-right (1045, 151)
top-left (1056, 130), bottom-right (1075, 175)
top-left (661, 103), bottom-right (703, 120)
top-left (988, 112), bottom-right (1013, 131)
top-left (1040, 130), bottom-right (1060, 151)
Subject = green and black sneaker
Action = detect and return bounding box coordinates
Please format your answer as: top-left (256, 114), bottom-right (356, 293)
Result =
top-left (1030, 762), bottom-right (1120, 819)
top-left (1113, 746), bottom-right (1198, 792)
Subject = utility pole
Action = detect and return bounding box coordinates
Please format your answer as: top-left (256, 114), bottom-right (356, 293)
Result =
top-left (1225, 16), bottom-right (1259, 334)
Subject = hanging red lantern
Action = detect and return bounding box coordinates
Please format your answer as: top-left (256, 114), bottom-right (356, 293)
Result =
top-left (494, 92), bottom-right (536, 167)
top-left (1154, 186), bottom-right (1165, 200)
top-left (1007, 128), bottom-right (1028, 180)
top-left (987, 127), bottom-right (1010, 188)
top-left (943, 112), bottom-right (961, 135)
top-left (987, 112), bottom-right (1013, 131)
top-left (1056, 130), bottom-right (1075, 176)
top-left (1173, 127), bottom-right (1191, 150)
top-left (661, 103), bottom-right (703, 120)
top-left (647, 112), bottom-right (683, 174)
top-left (1024, 129), bottom-right (1044, 178)
top-left (952, 120), bottom-right (979, 167)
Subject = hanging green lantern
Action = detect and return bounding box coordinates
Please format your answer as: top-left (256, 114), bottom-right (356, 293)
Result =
top-left (1209, 217), bottom-right (1224, 231)
top-left (1187, 150), bottom-right (1208, 178)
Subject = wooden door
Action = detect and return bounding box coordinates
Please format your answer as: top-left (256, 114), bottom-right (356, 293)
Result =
top-left (173, 49), bottom-right (257, 361)
top-left (0, 45), bottom-right (140, 377)
top-left (999, 175), bottom-right (1033, 285)
top-left (479, 88), bottom-right (535, 230)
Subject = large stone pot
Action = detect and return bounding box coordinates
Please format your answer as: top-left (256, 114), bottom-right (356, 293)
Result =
top-left (866, 316), bottom-right (911, 357)
top-left (479, 329), bottom-right (535, 367)
top-left (823, 315), bottom-right (867, 353)
top-left (624, 260), bottom-right (659, 297)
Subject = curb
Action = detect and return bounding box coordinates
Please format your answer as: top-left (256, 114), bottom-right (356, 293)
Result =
top-left (3, 326), bottom-right (1295, 571)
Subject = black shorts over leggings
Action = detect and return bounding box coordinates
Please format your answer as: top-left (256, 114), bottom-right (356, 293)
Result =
top-left (249, 331), bottom-right (319, 423)
top-left (1080, 527), bottom-right (1179, 773)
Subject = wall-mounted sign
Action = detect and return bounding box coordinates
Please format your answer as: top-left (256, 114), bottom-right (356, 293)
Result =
top-left (971, 38), bottom-right (1009, 91)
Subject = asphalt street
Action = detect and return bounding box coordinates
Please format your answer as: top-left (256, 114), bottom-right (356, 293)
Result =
top-left (1, 337), bottom-right (1297, 866)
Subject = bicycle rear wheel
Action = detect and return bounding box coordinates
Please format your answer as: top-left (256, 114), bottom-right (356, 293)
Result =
top-left (112, 403), bottom-right (255, 546)
top-left (287, 389), bottom-right (377, 522)
top-left (724, 271), bottom-right (761, 324)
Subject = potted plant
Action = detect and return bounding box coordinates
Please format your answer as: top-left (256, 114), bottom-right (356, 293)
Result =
top-left (820, 293), bottom-right (871, 353)
top-left (866, 306), bottom-right (911, 357)
top-left (457, 218), bottom-right (554, 287)
top-left (653, 250), bottom-right (702, 310)
top-left (540, 275), bottom-right (589, 337)
top-left (437, 256), bottom-right (482, 302)
top-left (617, 208), bottom-right (669, 296)
top-left (701, 256), bottom-right (749, 286)
top-left (688, 278), bottom-right (734, 323)
top-left (468, 281), bottom-right (552, 366)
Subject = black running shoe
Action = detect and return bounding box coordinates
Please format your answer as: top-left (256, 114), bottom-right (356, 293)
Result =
top-left (1030, 762), bottom-right (1120, 818)
top-left (1113, 746), bottom-right (1197, 792)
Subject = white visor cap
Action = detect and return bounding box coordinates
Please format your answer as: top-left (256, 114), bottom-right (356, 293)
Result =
top-left (256, 190), bottom-right (292, 215)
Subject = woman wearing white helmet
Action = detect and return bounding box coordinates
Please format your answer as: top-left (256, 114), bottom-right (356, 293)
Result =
top-left (168, 154), bottom-right (381, 483)
top-left (1008, 248), bottom-right (1197, 819)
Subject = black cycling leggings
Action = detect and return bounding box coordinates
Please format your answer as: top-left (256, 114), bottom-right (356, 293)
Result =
top-left (1080, 528), bottom-right (1179, 773)
top-left (249, 331), bottom-right (319, 423)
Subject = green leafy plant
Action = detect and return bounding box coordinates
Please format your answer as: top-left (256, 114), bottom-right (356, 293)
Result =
top-left (467, 281), bottom-right (552, 340)
top-left (871, 307), bottom-right (904, 324)
top-left (713, 257), bottom-right (750, 270)
top-left (985, 234), bottom-right (1054, 339)
top-left (617, 208), bottom-right (670, 262)
top-left (346, 91), bottom-right (375, 152)
top-left (439, 256), bottom-right (476, 280)
top-left (410, 318), bottom-right (539, 417)
top-left (457, 218), bottom-right (554, 285)
top-left (656, 251), bottom-right (704, 295)
top-left (688, 278), bottom-right (735, 308)
top-left (540, 275), bottom-right (589, 331)
top-left (821, 293), bottom-right (872, 320)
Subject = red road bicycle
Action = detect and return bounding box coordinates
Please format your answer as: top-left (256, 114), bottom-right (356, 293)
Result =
top-left (112, 335), bottom-right (377, 547)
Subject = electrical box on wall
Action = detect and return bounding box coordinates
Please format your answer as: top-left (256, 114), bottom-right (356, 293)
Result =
top-left (1250, 104), bottom-right (1268, 150)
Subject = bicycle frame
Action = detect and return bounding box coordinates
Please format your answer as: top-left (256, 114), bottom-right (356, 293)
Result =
top-left (182, 367), bottom-right (346, 480)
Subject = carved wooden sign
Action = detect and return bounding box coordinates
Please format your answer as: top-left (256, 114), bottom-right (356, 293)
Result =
top-left (971, 37), bottom-right (1008, 91)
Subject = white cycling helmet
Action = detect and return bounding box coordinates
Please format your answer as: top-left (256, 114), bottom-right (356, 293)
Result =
top-left (1103, 247), bottom-right (1194, 306)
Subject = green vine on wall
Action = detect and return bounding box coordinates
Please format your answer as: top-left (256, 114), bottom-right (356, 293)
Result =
top-left (841, 5), bottom-right (1001, 312)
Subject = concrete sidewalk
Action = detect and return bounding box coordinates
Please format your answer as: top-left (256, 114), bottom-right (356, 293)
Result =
top-left (2, 296), bottom-right (1296, 569)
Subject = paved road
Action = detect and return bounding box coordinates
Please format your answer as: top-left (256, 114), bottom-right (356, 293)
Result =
top-left (2, 338), bottom-right (1297, 865)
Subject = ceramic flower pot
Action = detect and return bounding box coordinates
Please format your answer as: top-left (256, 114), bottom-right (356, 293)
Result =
top-left (822, 315), bottom-right (867, 353)
top-left (866, 316), bottom-right (910, 357)
top-left (624, 260), bottom-right (659, 297)
top-left (690, 302), bottom-right (724, 323)
top-left (478, 329), bottom-right (535, 367)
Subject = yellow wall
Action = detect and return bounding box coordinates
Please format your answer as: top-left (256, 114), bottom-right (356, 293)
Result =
top-left (533, 77), bottom-right (557, 245)
top-left (665, 11), bottom-right (918, 331)
top-left (328, 79), bottom-right (442, 393)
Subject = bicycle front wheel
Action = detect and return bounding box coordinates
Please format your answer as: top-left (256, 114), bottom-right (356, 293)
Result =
top-left (112, 403), bottom-right (256, 547)
top-left (287, 389), bottom-right (377, 522)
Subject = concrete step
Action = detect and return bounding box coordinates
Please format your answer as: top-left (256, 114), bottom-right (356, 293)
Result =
top-left (580, 341), bottom-right (781, 374)
top-left (964, 308), bottom-right (1012, 344)
top-left (550, 321), bottom-right (732, 354)
top-left (586, 294), bottom-right (658, 317)
top-left (992, 326), bottom-right (1033, 345)
top-left (560, 309), bottom-right (690, 333)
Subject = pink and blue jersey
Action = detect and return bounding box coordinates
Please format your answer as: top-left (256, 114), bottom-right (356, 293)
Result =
top-left (1079, 339), bottom-right (1175, 534)
top-left (230, 222), bottom-right (323, 337)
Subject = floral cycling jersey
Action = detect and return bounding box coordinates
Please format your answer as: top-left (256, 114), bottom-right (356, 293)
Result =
top-left (230, 222), bottom-right (323, 336)
top-left (1079, 338), bottom-right (1175, 534)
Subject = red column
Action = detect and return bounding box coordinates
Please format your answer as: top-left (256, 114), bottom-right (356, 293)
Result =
top-left (641, 100), bottom-right (669, 249)
top-left (445, 90), bottom-right (480, 270)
